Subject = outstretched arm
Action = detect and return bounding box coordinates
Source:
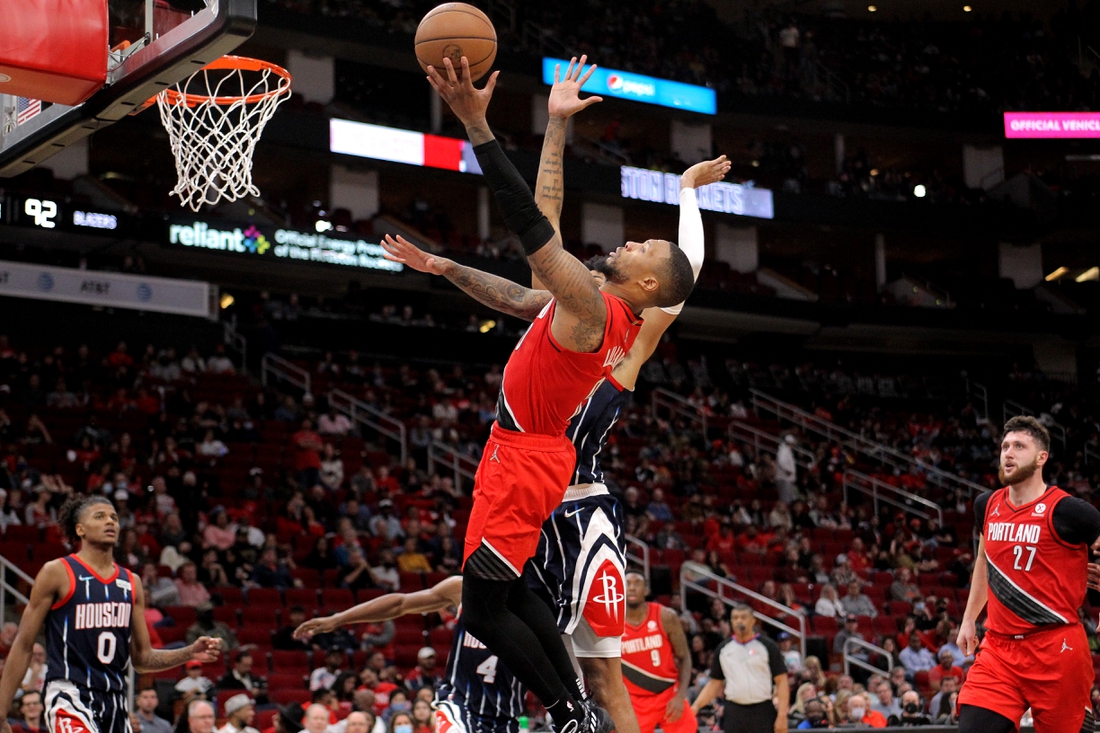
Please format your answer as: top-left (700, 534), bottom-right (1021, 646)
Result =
top-left (661, 607), bottom-right (693, 721)
top-left (427, 56), bottom-right (607, 352)
top-left (294, 576), bottom-right (463, 640)
top-left (382, 235), bottom-right (550, 321)
top-left (130, 575), bottom-right (221, 673)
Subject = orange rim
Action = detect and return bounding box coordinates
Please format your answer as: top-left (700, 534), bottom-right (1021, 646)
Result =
top-left (160, 55), bottom-right (292, 107)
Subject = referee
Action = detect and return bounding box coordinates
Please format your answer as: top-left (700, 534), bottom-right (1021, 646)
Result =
top-left (691, 603), bottom-right (789, 733)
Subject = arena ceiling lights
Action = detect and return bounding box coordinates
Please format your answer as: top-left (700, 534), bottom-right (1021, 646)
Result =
top-left (541, 58), bottom-right (717, 115)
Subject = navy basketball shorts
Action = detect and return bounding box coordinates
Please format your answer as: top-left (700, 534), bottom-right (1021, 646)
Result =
top-left (44, 680), bottom-right (130, 733)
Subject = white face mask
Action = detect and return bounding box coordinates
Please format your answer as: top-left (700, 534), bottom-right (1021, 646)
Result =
top-left (850, 707), bottom-right (865, 721)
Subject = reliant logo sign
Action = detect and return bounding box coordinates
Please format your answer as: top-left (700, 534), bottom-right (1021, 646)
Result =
top-left (168, 221), bottom-right (403, 272)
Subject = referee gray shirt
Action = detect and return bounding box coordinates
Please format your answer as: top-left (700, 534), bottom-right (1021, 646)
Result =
top-left (709, 634), bottom-right (786, 705)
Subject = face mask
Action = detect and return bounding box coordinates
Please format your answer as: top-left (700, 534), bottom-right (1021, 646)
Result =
top-left (390, 703), bottom-right (410, 714)
top-left (395, 725), bottom-right (413, 733)
top-left (850, 708), bottom-right (865, 721)
top-left (904, 703), bottom-right (921, 714)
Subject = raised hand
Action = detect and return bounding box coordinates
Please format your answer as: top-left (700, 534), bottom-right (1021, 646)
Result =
top-left (191, 636), bottom-right (222, 663)
top-left (381, 234), bottom-right (452, 276)
top-left (548, 55), bottom-right (603, 119)
top-left (426, 57), bottom-right (500, 132)
top-left (681, 155), bottom-right (731, 190)
top-left (293, 616), bottom-right (337, 641)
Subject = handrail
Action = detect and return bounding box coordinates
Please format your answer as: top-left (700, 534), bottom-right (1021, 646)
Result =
top-left (1086, 443), bottom-right (1100, 466)
top-left (750, 389), bottom-right (987, 498)
top-left (965, 379), bottom-right (988, 421)
top-left (0, 554), bottom-right (32, 626)
top-left (843, 636), bottom-right (893, 677)
top-left (261, 352), bottom-right (311, 397)
top-left (223, 320), bottom-right (248, 375)
top-left (680, 564), bottom-right (807, 659)
top-left (426, 440), bottom-right (479, 495)
top-left (624, 535), bottom-right (650, 584)
top-left (843, 470), bottom-right (943, 524)
top-left (728, 421), bottom-right (816, 469)
top-left (329, 389), bottom-right (408, 465)
top-left (652, 388), bottom-right (707, 436)
top-left (1003, 399), bottom-right (1067, 453)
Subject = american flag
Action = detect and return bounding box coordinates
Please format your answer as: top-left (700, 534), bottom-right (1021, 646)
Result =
top-left (16, 97), bottom-right (41, 126)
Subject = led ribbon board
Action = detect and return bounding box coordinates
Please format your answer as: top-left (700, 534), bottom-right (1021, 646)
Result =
top-left (330, 119), bottom-right (483, 173)
top-left (1004, 112), bottom-right (1100, 139)
top-left (542, 58), bottom-right (716, 115)
top-left (620, 166), bottom-right (774, 219)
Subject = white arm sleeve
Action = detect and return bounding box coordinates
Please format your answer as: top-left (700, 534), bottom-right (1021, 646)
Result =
top-left (659, 186), bottom-right (705, 316)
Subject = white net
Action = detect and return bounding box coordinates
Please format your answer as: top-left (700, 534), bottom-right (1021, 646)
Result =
top-left (156, 57), bottom-right (291, 211)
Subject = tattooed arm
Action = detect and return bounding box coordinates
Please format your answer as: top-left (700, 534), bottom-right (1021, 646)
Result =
top-left (381, 235), bottom-right (550, 321)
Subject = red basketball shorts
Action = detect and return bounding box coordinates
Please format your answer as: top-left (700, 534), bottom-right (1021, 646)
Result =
top-left (631, 688), bottom-right (696, 733)
top-left (959, 622), bottom-right (1093, 732)
top-left (462, 423), bottom-right (575, 576)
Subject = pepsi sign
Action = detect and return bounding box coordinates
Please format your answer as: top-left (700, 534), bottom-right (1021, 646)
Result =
top-left (542, 58), bottom-right (716, 115)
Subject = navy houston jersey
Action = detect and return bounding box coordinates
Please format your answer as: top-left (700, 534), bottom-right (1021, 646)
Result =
top-left (46, 556), bottom-right (134, 693)
top-left (565, 378), bottom-right (629, 486)
top-left (437, 615), bottom-right (524, 721)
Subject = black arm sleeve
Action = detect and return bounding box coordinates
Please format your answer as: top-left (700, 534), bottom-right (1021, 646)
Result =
top-left (472, 140), bottom-right (556, 255)
top-left (761, 638), bottom-right (786, 678)
top-left (973, 491), bottom-right (991, 534)
top-left (1052, 497), bottom-right (1100, 546)
top-left (709, 640), bottom-right (727, 681)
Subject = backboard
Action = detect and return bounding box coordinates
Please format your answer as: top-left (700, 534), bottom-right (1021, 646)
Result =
top-left (0, 0), bottom-right (256, 177)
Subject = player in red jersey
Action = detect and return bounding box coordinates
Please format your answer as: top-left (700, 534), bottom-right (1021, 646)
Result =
top-left (382, 55), bottom-right (696, 733)
top-left (957, 415), bottom-right (1100, 733)
top-left (620, 573), bottom-right (696, 733)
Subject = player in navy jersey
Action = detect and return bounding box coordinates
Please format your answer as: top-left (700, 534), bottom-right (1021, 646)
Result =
top-left (293, 576), bottom-right (523, 733)
top-left (0, 495), bottom-right (221, 733)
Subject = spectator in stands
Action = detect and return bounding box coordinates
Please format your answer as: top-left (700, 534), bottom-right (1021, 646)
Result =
top-left (840, 582), bottom-right (877, 618)
top-left (410, 700), bottom-right (433, 733)
top-left (888, 690), bottom-right (931, 726)
top-left (888, 568), bottom-right (920, 604)
top-left (936, 623), bottom-right (970, 668)
top-left (870, 679), bottom-right (901, 719)
top-left (292, 420), bottom-right (324, 490)
top-left (135, 688), bottom-right (172, 733)
top-left (310, 650), bottom-right (345, 691)
top-left (203, 512), bottom-right (236, 552)
top-left (777, 632), bottom-right (802, 672)
top-left (273, 605), bottom-right (311, 651)
top-left (304, 537), bottom-right (338, 574)
top-left (23, 492), bottom-right (53, 529)
top-left (15, 690), bottom-right (42, 733)
top-left (646, 488), bottom-right (674, 522)
top-left (318, 406), bottom-right (353, 437)
top-left (397, 536), bottom-right (432, 573)
top-left (372, 550), bottom-right (399, 592)
top-left (197, 430), bottom-right (229, 460)
top-left (815, 584), bottom-right (844, 618)
top-left (218, 694), bottom-right (259, 733)
top-left (0, 491), bottom-right (21, 532)
top-left (830, 555), bottom-right (857, 588)
top-left (186, 603), bottom-right (239, 651)
top-left (387, 713), bottom-right (413, 733)
top-left (320, 444), bottom-right (344, 491)
top-left (898, 633), bottom-right (936, 677)
top-left (844, 693), bottom-right (885, 728)
top-left (775, 435), bottom-right (798, 505)
top-left (251, 547), bottom-right (295, 590)
top-left (796, 699), bottom-right (828, 729)
top-left (405, 648), bottom-right (442, 690)
top-left (369, 499), bottom-right (402, 542)
top-left (339, 546), bottom-right (377, 592)
top-left (218, 650), bottom-right (261, 695)
top-left (926, 649), bottom-right (963, 690)
top-left (302, 705), bottom-right (330, 733)
top-left (207, 345), bottom-right (234, 374)
top-left (928, 676), bottom-right (958, 722)
top-left (833, 615), bottom-right (866, 659)
top-left (175, 563), bottom-right (212, 608)
top-left (176, 660), bottom-right (214, 701)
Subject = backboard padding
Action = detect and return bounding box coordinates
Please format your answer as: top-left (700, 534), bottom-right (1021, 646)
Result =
top-left (0, 0), bottom-right (256, 177)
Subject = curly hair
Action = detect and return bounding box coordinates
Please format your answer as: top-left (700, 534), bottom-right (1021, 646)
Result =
top-left (57, 494), bottom-right (114, 543)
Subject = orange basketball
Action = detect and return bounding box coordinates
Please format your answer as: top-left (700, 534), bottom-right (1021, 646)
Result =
top-left (414, 3), bottom-right (497, 82)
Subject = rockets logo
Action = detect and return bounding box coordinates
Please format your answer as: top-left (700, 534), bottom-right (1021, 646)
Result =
top-left (584, 560), bottom-right (626, 637)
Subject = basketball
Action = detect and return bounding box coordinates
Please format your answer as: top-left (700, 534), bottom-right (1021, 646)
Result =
top-left (414, 3), bottom-right (497, 82)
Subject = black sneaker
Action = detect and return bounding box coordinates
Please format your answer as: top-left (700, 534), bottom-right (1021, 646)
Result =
top-left (581, 698), bottom-right (614, 733)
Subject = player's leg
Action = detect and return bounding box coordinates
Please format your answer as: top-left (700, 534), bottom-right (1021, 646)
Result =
top-left (658, 694), bottom-right (696, 733)
top-left (577, 656), bottom-right (640, 733)
top-left (43, 681), bottom-right (98, 733)
top-left (1024, 625), bottom-right (1094, 733)
top-left (957, 706), bottom-right (1017, 733)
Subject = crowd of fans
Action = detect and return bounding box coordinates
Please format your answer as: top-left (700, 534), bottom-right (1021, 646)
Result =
top-left (0, 307), bottom-right (1097, 732)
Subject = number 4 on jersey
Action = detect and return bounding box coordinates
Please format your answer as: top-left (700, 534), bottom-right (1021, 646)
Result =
top-left (476, 655), bottom-right (498, 684)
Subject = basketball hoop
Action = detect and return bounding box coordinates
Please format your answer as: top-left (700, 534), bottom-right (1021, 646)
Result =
top-left (156, 55), bottom-right (291, 211)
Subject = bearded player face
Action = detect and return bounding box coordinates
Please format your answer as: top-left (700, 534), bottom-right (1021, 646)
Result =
top-left (999, 430), bottom-right (1046, 486)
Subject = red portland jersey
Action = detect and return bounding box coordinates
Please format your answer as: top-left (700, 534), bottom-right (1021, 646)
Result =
top-left (982, 486), bottom-right (1086, 635)
top-left (496, 292), bottom-right (642, 436)
top-left (621, 603), bottom-right (678, 696)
